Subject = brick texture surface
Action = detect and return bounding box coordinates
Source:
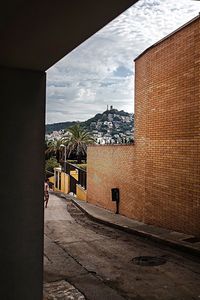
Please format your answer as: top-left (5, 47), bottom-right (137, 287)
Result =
top-left (87, 17), bottom-right (200, 236)
top-left (87, 145), bottom-right (139, 218)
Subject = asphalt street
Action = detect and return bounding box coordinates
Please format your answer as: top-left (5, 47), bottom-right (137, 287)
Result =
top-left (44, 193), bottom-right (200, 300)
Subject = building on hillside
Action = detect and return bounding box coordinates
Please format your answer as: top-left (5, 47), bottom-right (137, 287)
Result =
top-left (90, 122), bottom-right (96, 130)
top-left (108, 113), bottom-right (113, 121)
top-left (87, 15), bottom-right (200, 236)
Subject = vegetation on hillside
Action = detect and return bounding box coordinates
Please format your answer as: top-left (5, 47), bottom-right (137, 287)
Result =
top-left (46, 121), bottom-right (77, 134)
top-left (45, 109), bottom-right (134, 134)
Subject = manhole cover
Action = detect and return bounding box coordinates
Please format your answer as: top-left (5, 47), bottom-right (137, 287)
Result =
top-left (132, 256), bottom-right (167, 266)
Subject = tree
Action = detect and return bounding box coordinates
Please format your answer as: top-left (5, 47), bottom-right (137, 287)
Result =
top-left (45, 157), bottom-right (59, 176)
top-left (45, 139), bottom-right (66, 162)
top-left (63, 124), bottom-right (94, 163)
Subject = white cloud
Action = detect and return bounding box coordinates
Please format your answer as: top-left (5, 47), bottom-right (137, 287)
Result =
top-left (46, 0), bottom-right (200, 124)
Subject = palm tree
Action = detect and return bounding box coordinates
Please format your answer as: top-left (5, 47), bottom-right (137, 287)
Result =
top-left (63, 124), bottom-right (94, 163)
top-left (45, 138), bottom-right (66, 162)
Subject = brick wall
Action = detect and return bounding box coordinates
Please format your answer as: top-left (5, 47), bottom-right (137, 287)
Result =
top-left (87, 17), bottom-right (200, 236)
top-left (87, 145), bottom-right (139, 217)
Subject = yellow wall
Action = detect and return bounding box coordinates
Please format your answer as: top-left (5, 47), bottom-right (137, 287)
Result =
top-left (76, 184), bottom-right (87, 201)
top-left (54, 169), bottom-right (70, 194)
top-left (54, 167), bottom-right (61, 192)
top-left (48, 176), bottom-right (54, 184)
top-left (61, 172), bottom-right (70, 194)
top-left (54, 168), bottom-right (87, 198)
top-left (70, 170), bottom-right (78, 181)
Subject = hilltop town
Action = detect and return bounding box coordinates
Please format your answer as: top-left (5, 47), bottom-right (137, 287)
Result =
top-left (46, 106), bottom-right (134, 144)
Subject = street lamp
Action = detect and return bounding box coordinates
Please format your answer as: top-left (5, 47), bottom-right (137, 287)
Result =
top-left (60, 144), bottom-right (67, 172)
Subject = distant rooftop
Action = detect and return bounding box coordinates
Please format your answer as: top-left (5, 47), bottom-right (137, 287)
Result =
top-left (134, 14), bottom-right (200, 62)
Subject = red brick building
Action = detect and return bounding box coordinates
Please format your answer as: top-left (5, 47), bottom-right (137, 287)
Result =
top-left (87, 16), bottom-right (200, 236)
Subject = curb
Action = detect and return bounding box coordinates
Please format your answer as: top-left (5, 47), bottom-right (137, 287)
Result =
top-left (70, 198), bottom-right (200, 259)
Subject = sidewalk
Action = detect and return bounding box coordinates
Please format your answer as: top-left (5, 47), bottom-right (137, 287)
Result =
top-left (60, 194), bottom-right (200, 258)
top-left (43, 280), bottom-right (85, 300)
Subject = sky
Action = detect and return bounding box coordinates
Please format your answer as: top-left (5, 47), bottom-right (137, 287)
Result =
top-left (46, 0), bottom-right (200, 124)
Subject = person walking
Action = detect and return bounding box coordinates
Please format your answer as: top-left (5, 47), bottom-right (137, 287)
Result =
top-left (44, 178), bottom-right (50, 208)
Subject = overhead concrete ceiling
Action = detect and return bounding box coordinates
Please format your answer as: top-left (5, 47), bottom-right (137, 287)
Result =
top-left (0, 0), bottom-right (137, 71)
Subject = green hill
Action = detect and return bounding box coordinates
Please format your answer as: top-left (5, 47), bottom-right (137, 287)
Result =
top-left (46, 121), bottom-right (77, 133)
top-left (46, 108), bottom-right (134, 133)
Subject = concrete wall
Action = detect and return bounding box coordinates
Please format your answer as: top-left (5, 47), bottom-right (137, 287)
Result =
top-left (0, 67), bottom-right (45, 299)
top-left (54, 169), bottom-right (70, 194)
top-left (70, 170), bottom-right (78, 181)
top-left (54, 168), bottom-right (86, 198)
top-left (61, 173), bottom-right (70, 194)
top-left (87, 18), bottom-right (200, 236)
top-left (76, 184), bottom-right (87, 201)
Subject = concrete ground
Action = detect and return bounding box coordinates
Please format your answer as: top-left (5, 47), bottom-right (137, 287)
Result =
top-left (71, 198), bottom-right (200, 257)
top-left (44, 193), bottom-right (200, 300)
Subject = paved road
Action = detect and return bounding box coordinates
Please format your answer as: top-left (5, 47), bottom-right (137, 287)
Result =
top-left (44, 193), bottom-right (200, 300)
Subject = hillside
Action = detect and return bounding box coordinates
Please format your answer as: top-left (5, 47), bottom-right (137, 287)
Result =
top-left (46, 108), bottom-right (134, 134)
top-left (46, 121), bottom-right (77, 133)
top-left (82, 109), bottom-right (130, 128)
